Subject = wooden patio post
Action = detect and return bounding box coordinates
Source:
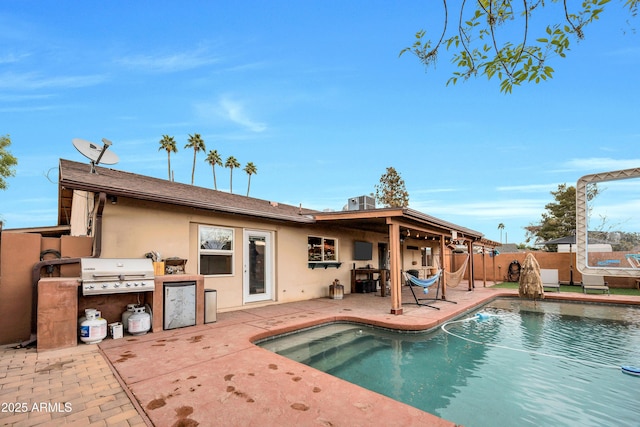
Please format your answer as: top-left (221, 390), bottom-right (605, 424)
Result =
top-left (440, 237), bottom-right (446, 299)
top-left (482, 245), bottom-right (487, 287)
top-left (467, 241), bottom-right (474, 291)
top-left (493, 250), bottom-right (496, 283)
top-left (388, 221), bottom-right (403, 315)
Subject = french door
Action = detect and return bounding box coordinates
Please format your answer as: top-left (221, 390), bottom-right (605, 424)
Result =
top-left (243, 229), bottom-right (273, 303)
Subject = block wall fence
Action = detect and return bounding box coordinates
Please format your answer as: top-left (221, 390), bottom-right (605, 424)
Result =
top-left (467, 251), bottom-right (638, 288)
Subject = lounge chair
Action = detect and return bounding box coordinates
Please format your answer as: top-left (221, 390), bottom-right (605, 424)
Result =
top-left (540, 269), bottom-right (560, 292)
top-left (402, 270), bottom-right (456, 310)
top-left (581, 274), bottom-right (610, 295)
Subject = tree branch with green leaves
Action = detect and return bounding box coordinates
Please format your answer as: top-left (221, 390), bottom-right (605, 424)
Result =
top-left (400, 0), bottom-right (637, 93)
top-left (0, 135), bottom-right (18, 191)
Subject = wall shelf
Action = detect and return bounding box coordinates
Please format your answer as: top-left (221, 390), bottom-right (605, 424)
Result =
top-left (308, 262), bottom-right (342, 270)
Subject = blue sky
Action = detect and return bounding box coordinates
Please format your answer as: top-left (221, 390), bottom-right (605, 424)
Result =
top-left (1, 1), bottom-right (639, 245)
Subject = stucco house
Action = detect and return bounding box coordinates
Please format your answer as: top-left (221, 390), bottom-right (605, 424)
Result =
top-left (57, 158), bottom-right (496, 313)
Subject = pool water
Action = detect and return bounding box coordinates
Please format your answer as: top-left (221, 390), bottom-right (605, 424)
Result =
top-left (258, 299), bottom-right (640, 427)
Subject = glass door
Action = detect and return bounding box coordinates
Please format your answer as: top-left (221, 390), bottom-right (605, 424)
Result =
top-left (243, 229), bottom-right (273, 303)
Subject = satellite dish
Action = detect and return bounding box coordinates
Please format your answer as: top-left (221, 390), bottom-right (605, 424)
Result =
top-left (72, 138), bottom-right (119, 173)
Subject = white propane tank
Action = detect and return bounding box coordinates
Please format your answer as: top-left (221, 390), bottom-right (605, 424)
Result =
top-left (79, 310), bottom-right (107, 344)
top-left (128, 306), bottom-right (151, 336)
top-left (121, 304), bottom-right (138, 332)
top-left (78, 308), bottom-right (98, 336)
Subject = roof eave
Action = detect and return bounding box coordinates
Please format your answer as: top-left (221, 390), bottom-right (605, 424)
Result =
top-left (58, 178), bottom-right (316, 224)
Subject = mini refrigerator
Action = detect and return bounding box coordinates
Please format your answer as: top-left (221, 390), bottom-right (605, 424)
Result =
top-left (163, 281), bottom-right (196, 330)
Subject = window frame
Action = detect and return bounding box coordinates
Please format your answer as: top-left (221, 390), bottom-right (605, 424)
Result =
top-left (199, 225), bottom-right (235, 276)
top-left (308, 235), bottom-right (339, 263)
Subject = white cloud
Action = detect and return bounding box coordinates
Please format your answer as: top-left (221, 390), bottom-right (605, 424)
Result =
top-left (219, 97), bottom-right (267, 132)
top-left (196, 96), bottom-right (267, 133)
top-left (562, 157), bottom-right (640, 172)
top-left (0, 105), bottom-right (58, 113)
top-left (411, 199), bottom-right (545, 221)
top-left (0, 72), bottom-right (107, 90)
top-left (496, 183), bottom-right (561, 192)
top-left (0, 52), bottom-right (30, 64)
top-left (116, 48), bottom-right (220, 73)
top-left (410, 187), bottom-right (458, 195)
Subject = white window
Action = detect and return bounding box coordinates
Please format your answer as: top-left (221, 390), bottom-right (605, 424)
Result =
top-left (308, 236), bottom-right (338, 262)
top-left (199, 225), bottom-right (234, 275)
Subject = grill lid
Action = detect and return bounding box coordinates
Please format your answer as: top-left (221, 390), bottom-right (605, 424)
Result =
top-left (81, 257), bottom-right (154, 281)
top-left (80, 258), bottom-right (155, 295)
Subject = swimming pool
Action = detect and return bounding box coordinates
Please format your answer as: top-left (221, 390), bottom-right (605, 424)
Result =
top-left (258, 299), bottom-right (640, 427)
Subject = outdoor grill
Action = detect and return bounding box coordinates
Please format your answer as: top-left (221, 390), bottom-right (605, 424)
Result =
top-left (80, 257), bottom-right (155, 296)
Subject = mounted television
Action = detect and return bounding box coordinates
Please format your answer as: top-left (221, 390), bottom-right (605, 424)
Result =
top-left (354, 241), bottom-right (373, 261)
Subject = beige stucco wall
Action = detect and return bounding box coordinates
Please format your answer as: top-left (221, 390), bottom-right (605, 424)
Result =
top-left (92, 196), bottom-right (395, 312)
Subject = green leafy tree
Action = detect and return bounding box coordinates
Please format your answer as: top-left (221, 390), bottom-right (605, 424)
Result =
top-left (0, 134), bottom-right (18, 190)
top-left (205, 149), bottom-right (223, 190)
top-left (375, 167), bottom-right (409, 208)
top-left (225, 156), bottom-right (240, 193)
top-left (158, 135), bottom-right (177, 180)
top-left (243, 162), bottom-right (257, 196)
top-left (400, 1), bottom-right (638, 93)
top-left (185, 133), bottom-right (206, 185)
top-left (525, 183), bottom-right (600, 248)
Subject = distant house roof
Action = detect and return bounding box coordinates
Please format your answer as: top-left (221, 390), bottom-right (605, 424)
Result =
top-left (58, 159), bottom-right (317, 225)
top-left (496, 243), bottom-right (521, 253)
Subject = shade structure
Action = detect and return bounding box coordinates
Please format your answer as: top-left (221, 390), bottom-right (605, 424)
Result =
top-left (518, 253), bottom-right (544, 300)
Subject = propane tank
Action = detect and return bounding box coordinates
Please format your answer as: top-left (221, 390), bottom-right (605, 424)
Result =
top-left (121, 304), bottom-right (138, 332)
top-left (78, 308), bottom-right (98, 336)
top-left (128, 306), bottom-right (151, 336)
top-left (79, 310), bottom-right (107, 344)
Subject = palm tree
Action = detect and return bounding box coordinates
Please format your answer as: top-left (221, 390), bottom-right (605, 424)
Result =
top-left (158, 135), bottom-right (177, 180)
top-left (498, 223), bottom-right (505, 244)
top-left (243, 162), bottom-right (257, 196)
top-left (205, 150), bottom-right (223, 190)
top-left (225, 156), bottom-right (240, 193)
top-left (185, 133), bottom-right (206, 185)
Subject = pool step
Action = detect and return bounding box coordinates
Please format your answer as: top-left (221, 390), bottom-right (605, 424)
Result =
top-left (306, 336), bottom-right (387, 374)
top-left (264, 325), bottom-right (387, 372)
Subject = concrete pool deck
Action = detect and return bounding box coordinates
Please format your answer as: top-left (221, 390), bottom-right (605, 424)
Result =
top-left (2, 283), bottom-right (639, 426)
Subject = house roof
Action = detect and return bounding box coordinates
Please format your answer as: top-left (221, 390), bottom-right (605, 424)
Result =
top-left (57, 159), bottom-right (497, 247)
top-left (58, 159), bottom-right (317, 225)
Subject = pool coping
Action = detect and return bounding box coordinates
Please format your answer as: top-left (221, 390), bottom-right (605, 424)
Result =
top-left (96, 286), bottom-right (640, 426)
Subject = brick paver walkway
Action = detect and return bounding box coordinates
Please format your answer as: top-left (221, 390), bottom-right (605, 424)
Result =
top-left (0, 343), bottom-right (148, 426)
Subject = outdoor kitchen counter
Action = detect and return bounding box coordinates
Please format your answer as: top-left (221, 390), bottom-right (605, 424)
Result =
top-left (149, 275), bottom-right (205, 333)
top-left (37, 277), bottom-right (80, 351)
top-left (35, 275), bottom-right (205, 352)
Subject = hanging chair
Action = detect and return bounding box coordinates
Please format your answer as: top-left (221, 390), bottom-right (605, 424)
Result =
top-left (435, 254), bottom-right (470, 288)
top-left (402, 270), bottom-right (457, 309)
top-left (444, 254), bottom-right (469, 288)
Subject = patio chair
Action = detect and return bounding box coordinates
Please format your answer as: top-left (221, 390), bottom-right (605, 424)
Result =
top-left (402, 270), bottom-right (456, 310)
top-left (540, 269), bottom-right (560, 292)
top-left (581, 274), bottom-right (609, 295)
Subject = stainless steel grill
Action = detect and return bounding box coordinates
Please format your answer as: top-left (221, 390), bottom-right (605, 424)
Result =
top-left (80, 258), bottom-right (155, 296)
